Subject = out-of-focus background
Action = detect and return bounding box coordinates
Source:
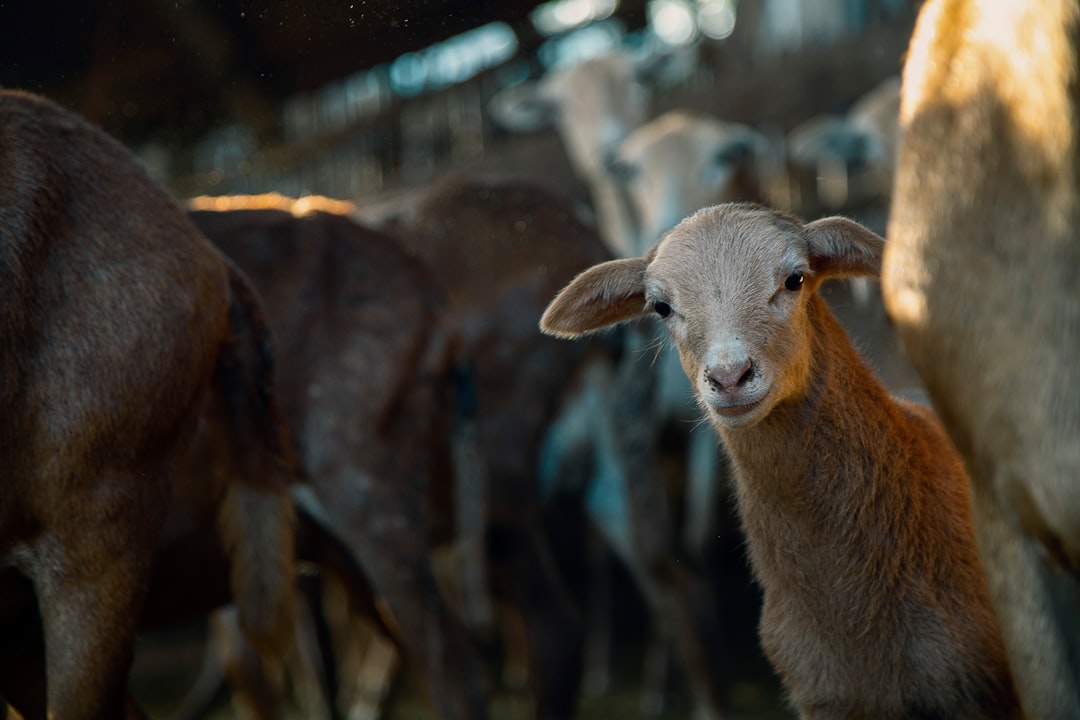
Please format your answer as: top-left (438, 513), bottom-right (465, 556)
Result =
top-left (1, 2), bottom-right (923, 718)
top-left (2, 0), bottom-right (913, 214)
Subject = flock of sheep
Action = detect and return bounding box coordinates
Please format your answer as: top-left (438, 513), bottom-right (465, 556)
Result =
top-left (2, 0), bottom-right (1079, 719)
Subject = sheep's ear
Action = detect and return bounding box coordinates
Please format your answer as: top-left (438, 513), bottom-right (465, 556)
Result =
top-left (804, 216), bottom-right (884, 278)
top-left (540, 257), bottom-right (650, 338)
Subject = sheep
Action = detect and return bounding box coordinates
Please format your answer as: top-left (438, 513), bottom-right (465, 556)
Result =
top-left (367, 176), bottom-right (615, 717)
top-left (882, 0), bottom-right (1080, 716)
top-left (0, 89), bottom-right (295, 719)
top-left (494, 108), bottom-right (770, 715)
top-left (785, 75), bottom-right (900, 216)
top-left (608, 109), bottom-right (773, 551)
top-left (540, 201), bottom-right (1020, 719)
top-left (187, 193), bottom-right (492, 720)
top-left (182, 179), bottom-right (614, 720)
top-left (488, 50), bottom-right (650, 258)
top-left (610, 109), bottom-right (773, 259)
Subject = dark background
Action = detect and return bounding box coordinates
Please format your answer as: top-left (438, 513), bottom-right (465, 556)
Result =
top-left (0, 0), bottom-right (651, 145)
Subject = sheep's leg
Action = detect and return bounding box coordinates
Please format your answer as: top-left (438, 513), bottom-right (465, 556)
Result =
top-left (621, 458), bottom-right (726, 720)
top-left (302, 522), bottom-right (401, 720)
top-left (612, 353), bottom-right (727, 720)
top-left (486, 513), bottom-right (585, 720)
top-left (0, 588), bottom-right (150, 720)
top-left (312, 472), bottom-right (490, 720)
top-left (971, 479), bottom-right (1080, 720)
top-left (581, 526), bottom-right (613, 697)
top-left (537, 357), bottom-right (618, 704)
top-left (0, 581), bottom-right (46, 720)
top-left (168, 577), bottom-right (336, 720)
top-left (450, 410), bottom-right (495, 635)
top-left (347, 627), bottom-right (399, 720)
top-left (286, 572), bottom-right (339, 720)
top-left (167, 614), bottom-right (229, 720)
top-left (581, 419), bottom-right (689, 716)
top-left (683, 423), bottom-right (722, 561)
top-left (209, 608), bottom-right (285, 720)
top-left (639, 635), bottom-right (674, 715)
top-left (31, 505), bottom-right (160, 719)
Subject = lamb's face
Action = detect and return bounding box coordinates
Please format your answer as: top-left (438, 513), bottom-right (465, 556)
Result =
top-left (644, 204), bottom-right (816, 430)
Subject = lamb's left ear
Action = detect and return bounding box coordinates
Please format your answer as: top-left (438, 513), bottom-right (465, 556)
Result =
top-left (804, 216), bottom-right (884, 278)
top-left (540, 257), bottom-right (650, 339)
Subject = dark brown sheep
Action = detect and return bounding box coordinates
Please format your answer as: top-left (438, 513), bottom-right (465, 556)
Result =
top-left (188, 193), bottom-right (491, 720)
top-left (369, 176), bottom-right (616, 718)
top-left (0, 90), bottom-right (295, 719)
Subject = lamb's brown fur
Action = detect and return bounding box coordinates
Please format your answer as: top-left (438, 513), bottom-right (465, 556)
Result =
top-left (0, 90), bottom-right (295, 719)
top-left (883, 1), bottom-right (1080, 716)
top-left (540, 202), bottom-right (1019, 719)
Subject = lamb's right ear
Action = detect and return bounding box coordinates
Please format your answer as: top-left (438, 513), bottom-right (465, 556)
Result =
top-left (804, 216), bottom-right (884, 279)
top-left (540, 257), bottom-right (650, 338)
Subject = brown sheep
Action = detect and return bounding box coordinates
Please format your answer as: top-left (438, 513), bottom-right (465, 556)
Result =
top-left (182, 179), bottom-right (613, 719)
top-left (187, 194), bottom-right (492, 720)
top-left (882, 0), bottom-right (1080, 716)
top-left (370, 176), bottom-right (614, 718)
top-left (0, 90), bottom-right (295, 719)
top-left (540, 202), bottom-right (1019, 719)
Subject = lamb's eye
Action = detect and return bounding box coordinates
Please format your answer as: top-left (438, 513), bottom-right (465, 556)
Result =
top-left (652, 300), bottom-right (672, 318)
top-left (784, 272), bottom-right (805, 292)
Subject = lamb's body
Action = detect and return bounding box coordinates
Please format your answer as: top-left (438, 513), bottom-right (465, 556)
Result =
top-left (725, 296), bottom-right (1007, 717)
top-left (540, 202), bottom-right (1018, 718)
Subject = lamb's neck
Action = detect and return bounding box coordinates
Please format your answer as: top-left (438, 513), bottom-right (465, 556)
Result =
top-left (719, 295), bottom-right (892, 500)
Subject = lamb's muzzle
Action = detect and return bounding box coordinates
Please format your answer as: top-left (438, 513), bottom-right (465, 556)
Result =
top-left (704, 359), bottom-right (754, 392)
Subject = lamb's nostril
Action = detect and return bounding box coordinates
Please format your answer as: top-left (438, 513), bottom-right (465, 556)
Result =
top-left (706, 358), bottom-right (754, 391)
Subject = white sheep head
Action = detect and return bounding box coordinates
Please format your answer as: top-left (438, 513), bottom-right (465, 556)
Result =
top-left (607, 110), bottom-right (774, 256)
top-left (487, 51), bottom-right (651, 179)
top-left (540, 203), bottom-right (883, 430)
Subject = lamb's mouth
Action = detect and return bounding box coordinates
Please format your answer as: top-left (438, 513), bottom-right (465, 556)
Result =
top-left (711, 398), bottom-right (764, 418)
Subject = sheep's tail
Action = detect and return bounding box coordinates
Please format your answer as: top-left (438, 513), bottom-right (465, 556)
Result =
top-left (214, 262), bottom-right (297, 658)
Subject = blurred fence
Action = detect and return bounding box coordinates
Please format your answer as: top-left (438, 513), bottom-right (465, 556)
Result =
top-left (171, 0), bottom-right (918, 202)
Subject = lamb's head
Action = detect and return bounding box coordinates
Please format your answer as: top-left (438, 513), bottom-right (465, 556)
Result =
top-left (540, 203), bottom-right (884, 430)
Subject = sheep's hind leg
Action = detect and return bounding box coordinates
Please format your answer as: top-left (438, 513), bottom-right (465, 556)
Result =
top-left (971, 479), bottom-right (1080, 720)
top-left (34, 513), bottom-right (160, 719)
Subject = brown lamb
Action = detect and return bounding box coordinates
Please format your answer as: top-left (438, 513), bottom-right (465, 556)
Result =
top-left (540, 202), bottom-right (1019, 719)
